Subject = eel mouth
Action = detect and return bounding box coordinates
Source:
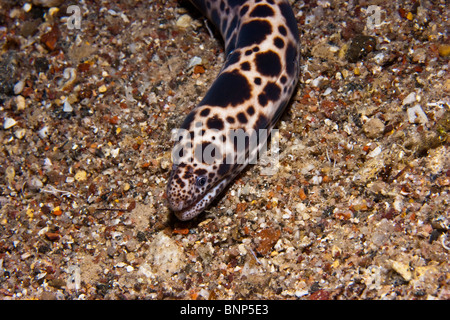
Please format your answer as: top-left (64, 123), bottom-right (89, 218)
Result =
top-left (172, 201), bottom-right (204, 221)
top-left (170, 179), bottom-right (229, 221)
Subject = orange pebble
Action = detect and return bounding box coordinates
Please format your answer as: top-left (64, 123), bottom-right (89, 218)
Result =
top-left (52, 207), bottom-right (62, 216)
top-left (298, 188), bottom-right (307, 201)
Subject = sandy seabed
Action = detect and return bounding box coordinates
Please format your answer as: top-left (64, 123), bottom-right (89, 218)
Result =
top-left (0, 0), bottom-right (449, 300)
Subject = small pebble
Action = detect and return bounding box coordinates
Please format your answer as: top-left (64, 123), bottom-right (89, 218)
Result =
top-left (367, 146), bottom-right (382, 158)
top-left (38, 126), bottom-right (49, 138)
top-left (121, 13), bottom-right (130, 23)
top-left (407, 105), bottom-right (428, 124)
top-left (66, 176), bottom-right (74, 183)
top-left (295, 290), bottom-right (309, 298)
top-left (126, 238), bottom-right (138, 252)
top-left (15, 96), bottom-right (26, 111)
top-left (63, 100), bottom-right (73, 113)
top-left (373, 52), bottom-right (386, 65)
top-left (193, 65), bottom-right (205, 74)
top-left (391, 260), bottom-right (412, 282)
top-left (160, 157), bottom-right (171, 170)
top-left (40, 26), bottom-right (59, 51)
top-left (111, 148), bottom-right (120, 158)
top-left (23, 3), bottom-right (32, 12)
top-left (75, 170), bottom-right (87, 181)
top-left (52, 206), bottom-right (62, 216)
top-left (402, 92), bottom-right (416, 105)
top-left (45, 232), bottom-right (60, 241)
top-left (311, 75), bottom-right (324, 87)
top-left (411, 48), bottom-right (427, 64)
top-left (363, 118), bottom-right (385, 139)
top-left (20, 20), bottom-right (41, 38)
top-left (176, 14), bottom-right (192, 28)
top-left (255, 227), bottom-right (281, 256)
top-left (188, 56), bottom-right (202, 69)
top-left (5, 166), bottom-right (15, 183)
top-left (438, 44), bottom-right (450, 57)
top-left (323, 87), bottom-right (332, 96)
top-left (28, 177), bottom-right (43, 191)
top-left (445, 79), bottom-right (450, 92)
top-left (98, 85), bottom-right (107, 93)
top-left (126, 265), bottom-right (134, 272)
top-left (14, 81), bottom-right (25, 95)
top-left (14, 128), bottom-right (26, 139)
top-left (346, 35), bottom-right (376, 63)
top-left (145, 231), bottom-right (187, 279)
top-left (3, 118), bottom-right (17, 129)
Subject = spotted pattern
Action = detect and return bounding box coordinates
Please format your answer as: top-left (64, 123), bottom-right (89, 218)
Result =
top-left (167, 0), bottom-right (300, 220)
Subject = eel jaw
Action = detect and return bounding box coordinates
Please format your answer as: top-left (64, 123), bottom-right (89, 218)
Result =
top-left (170, 179), bottom-right (229, 221)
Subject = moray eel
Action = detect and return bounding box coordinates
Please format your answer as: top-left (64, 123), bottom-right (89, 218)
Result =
top-left (167, 0), bottom-right (300, 220)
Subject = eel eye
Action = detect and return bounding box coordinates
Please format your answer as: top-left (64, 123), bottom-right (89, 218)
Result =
top-left (195, 176), bottom-right (207, 187)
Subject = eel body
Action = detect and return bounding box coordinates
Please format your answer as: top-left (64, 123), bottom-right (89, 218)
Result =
top-left (167, 0), bottom-right (300, 220)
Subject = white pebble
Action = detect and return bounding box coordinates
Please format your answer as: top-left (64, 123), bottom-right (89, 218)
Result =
top-left (282, 208), bottom-right (292, 219)
top-left (301, 163), bottom-right (315, 174)
top-left (66, 176), bottom-right (75, 183)
top-left (126, 265), bottom-right (134, 272)
top-left (402, 92), bottom-right (416, 105)
top-left (407, 104), bottom-right (428, 124)
top-left (120, 13), bottom-right (129, 23)
top-left (38, 126), bottom-right (49, 138)
top-left (323, 87), bottom-right (333, 96)
top-left (238, 244), bottom-right (247, 255)
top-left (367, 146), bottom-right (382, 158)
top-left (304, 15), bottom-right (315, 25)
top-left (188, 56), bottom-right (202, 68)
top-left (373, 52), bottom-right (385, 65)
top-left (198, 288), bottom-right (210, 299)
top-left (23, 3), bottom-right (32, 12)
top-left (311, 175), bottom-right (322, 184)
top-left (14, 128), bottom-right (26, 139)
top-left (3, 118), bottom-right (17, 129)
top-left (295, 290), bottom-right (309, 298)
top-left (111, 148), bottom-right (120, 158)
top-left (295, 202), bottom-right (306, 213)
top-left (311, 75), bottom-right (324, 87)
top-left (14, 81), bottom-right (25, 95)
top-left (63, 100), bottom-right (73, 112)
top-left (343, 123), bottom-right (352, 135)
top-left (43, 158), bottom-right (52, 169)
